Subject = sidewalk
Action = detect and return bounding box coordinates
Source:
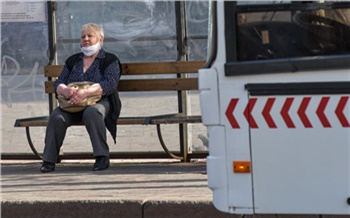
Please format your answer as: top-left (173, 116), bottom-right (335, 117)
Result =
top-left (1, 159), bottom-right (236, 218)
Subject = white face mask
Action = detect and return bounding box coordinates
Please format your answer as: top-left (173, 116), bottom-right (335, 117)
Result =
top-left (81, 42), bottom-right (101, 56)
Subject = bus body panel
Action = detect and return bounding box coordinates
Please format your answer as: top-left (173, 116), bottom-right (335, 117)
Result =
top-left (201, 1), bottom-right (350, 213)
top-left (202, 65), bottom-right (350, 214)
top-left (201, 1), bottom-right (350, 215)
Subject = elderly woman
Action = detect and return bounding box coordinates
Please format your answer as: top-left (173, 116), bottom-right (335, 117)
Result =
top-left (40, 23), bottom-right (121, 173)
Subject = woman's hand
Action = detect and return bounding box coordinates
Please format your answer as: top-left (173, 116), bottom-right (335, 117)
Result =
top-left (57, 84), bottom-right (76, 99)
top-left (69, 89), bottom-right (87, 105)
top-left (64, 87), bottom-right (77, 99)
top-left (56, 82), bottom-right (102, 105)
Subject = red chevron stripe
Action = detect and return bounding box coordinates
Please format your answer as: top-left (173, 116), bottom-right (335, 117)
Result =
top-left (244, 98), bottom-right (258, 128)
top-left (297, 97), bottom-right (312, 128)
top-left (262, 98), bottom-right (276, 128)
top-left (335, 96), bottom-right (350, 127)
top-left (316, 97), bottom-right (331, 128)
top-left (280, 98), bottom-right (295, 128)
top-left (226, 98), bottom-right (240, 128)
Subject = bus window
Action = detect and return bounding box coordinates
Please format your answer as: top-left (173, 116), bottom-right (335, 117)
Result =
top-left (224, 2), bottom-right (350, 76)
top-left (237, 9), bottom-right (350, 61)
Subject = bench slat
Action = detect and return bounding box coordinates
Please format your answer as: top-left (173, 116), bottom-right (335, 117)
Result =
top-left (15, 114), bottom-right (202, 127)
top-left (122, 61), bottom-right (204, 75)
top-left (45, 78), bottom-right (198, 93)
top-left (44, 61), bottom-right (205, 77)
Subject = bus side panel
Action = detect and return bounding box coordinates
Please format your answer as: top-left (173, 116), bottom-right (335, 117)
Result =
top-left (199, 68), bottom-right (220, 126)
top-left (200, 66), bottom-right (255, 213)
top-left (225, 129), bottom-right (255, 214)
top-left (200, 68), bottom-right (231, 212)
top-left (220, 81), bottom-right (254, 213)
top-left (250, 94), bottom-right (350, 214)
top-left (206, 126), bottom-right (229, 213)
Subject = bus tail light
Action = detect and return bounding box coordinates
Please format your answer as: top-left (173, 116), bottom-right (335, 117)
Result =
top-left (233, 161), bottom-right (251, 173)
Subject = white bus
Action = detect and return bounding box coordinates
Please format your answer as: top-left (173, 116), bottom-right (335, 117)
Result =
top-left (200, 1), bottom-right (350, 215)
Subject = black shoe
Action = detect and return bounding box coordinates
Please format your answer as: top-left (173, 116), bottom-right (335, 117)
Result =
top-left (40, 161), bottom-right (55, 173)
top-left (93, 156), bottom-right (110, 171)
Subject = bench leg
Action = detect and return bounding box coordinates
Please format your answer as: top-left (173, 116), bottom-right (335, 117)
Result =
top-left (25, 127), bottom-right (43, 159)
top-left (156, 124), bottom-right (184, 160)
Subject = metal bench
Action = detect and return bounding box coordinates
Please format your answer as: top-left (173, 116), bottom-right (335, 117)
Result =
top-left (14, 61), bottom-right (205, 161)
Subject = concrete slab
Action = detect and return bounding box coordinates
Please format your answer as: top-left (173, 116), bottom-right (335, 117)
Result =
top-left (143, 201), bottom-right (240, 218)
top-left (1, 160), bottom-right (235, 218)
top-left (2, 201), bottom-right (142, 218)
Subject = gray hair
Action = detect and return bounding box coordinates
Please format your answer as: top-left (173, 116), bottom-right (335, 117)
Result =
top-left (81, 23), bottom-right (104, 39)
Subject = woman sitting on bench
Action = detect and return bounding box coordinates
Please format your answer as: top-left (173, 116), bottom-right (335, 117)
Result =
top-left (40, 23), bottom-right (121, 173)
